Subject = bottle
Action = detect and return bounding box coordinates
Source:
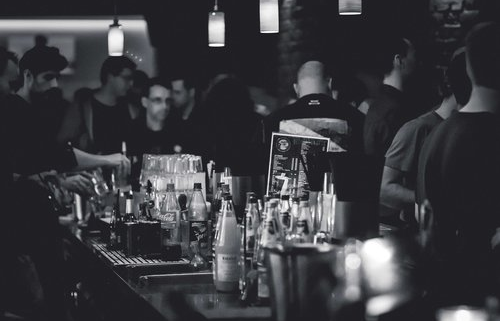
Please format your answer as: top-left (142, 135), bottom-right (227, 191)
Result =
top-left (240, 195), bottom-right (260, 296)
top-left (109, 191), bottom-right (123, 250)
top-left (113, 141), bottom-right (129, 191)
top-left (187, 183), bottom-right (211, 258)
top-left (124, 191), bottom-right (136, 222)
top-left (279, 194), bottom-right (291, 237)
top-left (222, 167), bottom-right (232, 194)
top-left (288, 196), bottom-right (301, 237)
top-left (160, 183), bottom-right (181, 246)
top-left (214, 195), bottom-right (241, 292)
top-left (294, 197), bottom-right (314, 243)
top-left (256, 201), bottom-right (281, 304)
top-left (212, 182), bottom-right (224, 224)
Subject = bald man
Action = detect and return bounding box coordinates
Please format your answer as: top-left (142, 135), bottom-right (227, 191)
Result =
top-left (264, 60), bottom-right (365, 153)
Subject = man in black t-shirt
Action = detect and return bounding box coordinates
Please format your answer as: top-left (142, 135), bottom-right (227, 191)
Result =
top-left (416, 22), bottom-right (500, 305)
top-left (129, 78), bottom-right (175, 185)
top-left (57, 56), bottom-right (137, 154)
top-left (264, 60), bottom-right (365, 154)
top-left (169, 75), bottom-right (204, 155)
top-left (5, 45), bottom-right (130, 321)
top-left (363, 37), bottom-right (419, 159)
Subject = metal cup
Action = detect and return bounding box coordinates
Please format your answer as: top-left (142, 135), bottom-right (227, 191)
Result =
top-left (265, 243), bottom-right (338, 321)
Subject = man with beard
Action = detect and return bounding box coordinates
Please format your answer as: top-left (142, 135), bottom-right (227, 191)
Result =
top-left (4, 45), bottom-right (129, 321)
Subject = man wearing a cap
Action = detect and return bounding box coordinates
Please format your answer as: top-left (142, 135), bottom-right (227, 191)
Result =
top-left (3, 45), bottom-right (129, 320)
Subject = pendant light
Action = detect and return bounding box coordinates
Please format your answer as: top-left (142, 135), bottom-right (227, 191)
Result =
top-left (260, 0), bottom-right (279, 33)
top-left (108, 2), bottom-right (124, 56)
top-left (209, 0), bottom-right (225, 47)
top-left (339, 0), bottom-right (362, 15)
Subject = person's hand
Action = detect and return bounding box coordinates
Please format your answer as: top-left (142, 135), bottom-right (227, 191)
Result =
top-left (105, 153), bottom-right (131, 175)
top-left (60, 173), bottom-right (94, 196)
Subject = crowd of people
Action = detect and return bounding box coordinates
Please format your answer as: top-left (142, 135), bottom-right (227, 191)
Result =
top-left (1, 19), bottom-right (500, 321)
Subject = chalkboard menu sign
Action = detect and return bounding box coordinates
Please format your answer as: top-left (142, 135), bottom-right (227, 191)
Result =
top-left (266, 132), bottom-right (329, 196)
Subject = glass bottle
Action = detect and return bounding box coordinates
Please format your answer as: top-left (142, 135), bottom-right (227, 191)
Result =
top-left (124, 191), bottom-right (136, 222)
top-left (279, 194), bottom-right (291, 237)
top-left (291, 197), bottom-right (313, 243)
top-left (109, 191), bottom-right (123, 250)
top-left (256, 201), bottom-right (281, 305)
top-left (214, 195), bottom-right (241, 292)
top-left (160, 183), bottom-right (181, 246)
top-left (187, 183), bottom-right (210, 258)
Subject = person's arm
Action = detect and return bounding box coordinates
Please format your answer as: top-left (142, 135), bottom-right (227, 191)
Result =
top-left (380, 165), bottom-right (415, 209)
top-left (72, 148), bottom-right (130, 173)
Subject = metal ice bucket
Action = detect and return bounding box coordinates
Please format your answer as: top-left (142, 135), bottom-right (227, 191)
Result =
top-left (264, 243), bottom-right (339, 321)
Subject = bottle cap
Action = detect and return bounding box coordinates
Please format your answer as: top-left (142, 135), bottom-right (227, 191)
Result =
top-left (167, 183), bottom-right (175, 192)
top-left (193, 183), bottom-right (202, 190)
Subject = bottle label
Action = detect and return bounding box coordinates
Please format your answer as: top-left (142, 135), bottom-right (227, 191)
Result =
top-left (280, 212), bottom-right (290, 228)
top-left (217, 254), bottom-right (239, 282)
top-left (257, 265), bottom-right (269, 299)
top-left (159, 210), bottom-right (178, 224)
top-left (296, 220), bottom-right (309, 235)
top-left (190, 221), bottom-right (210, 251)
top-left (265, 221), bottom-right (275, 234)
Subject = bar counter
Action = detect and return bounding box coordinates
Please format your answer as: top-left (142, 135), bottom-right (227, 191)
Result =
top-left (59, 217), bottom-right (272, 321)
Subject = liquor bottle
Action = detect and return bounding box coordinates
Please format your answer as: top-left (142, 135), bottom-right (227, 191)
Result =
top-left (160, 183), bottom-right (181, 246)
top-left (214, 195), bottom-right (241, 292)
top-left (109, 190), bottom-right (123, 250)
top-left (124, 191), bottom-right (136, 222)
top-left (187, 183), bottom-right (210, 258)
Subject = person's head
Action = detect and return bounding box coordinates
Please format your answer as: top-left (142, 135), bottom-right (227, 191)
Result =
top-left (0, 47), bottom-right (19, 96)
top-left (19, 45), bottom-right (67, 95)
top-left (293, 60), bottom-right (332, 98)
top-left (378, 37), bottom-right (417, 80)
top-left (465, 21), bottom-right (500, 90)
top-left (99, 56), bottom-right (137, 97)
top-left (446, 47), bottom-right (472, 106)
top-left (170, 77), bottom-right (195, 110)
top-left (127, 69), bottom-right (149, 103)
top-left (141, 77), bottom-right (172, 125)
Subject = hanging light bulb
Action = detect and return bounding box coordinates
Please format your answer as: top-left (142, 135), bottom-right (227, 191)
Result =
top-left (260, 0), bottom-right (279, 33)
top-left (339, 0), bottom-right (362, 15)
top-left (208, 0), bottom-right (225, 47)
top-left (108, 17), bottom-right (124, 56)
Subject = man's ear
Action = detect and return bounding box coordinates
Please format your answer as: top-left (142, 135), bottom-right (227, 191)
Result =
top-left (141, 97), bottom-right (148, 109)
top-left (23, 69), bottom-right (33, 87)
top-left (393, 54), bottom-right (403, 69)
top-left (188, 87), bottom-right (195, 99)
top-left (327, 77), bottom-right (332, 91)
top-left (293, 83), bottom-right (299, 98)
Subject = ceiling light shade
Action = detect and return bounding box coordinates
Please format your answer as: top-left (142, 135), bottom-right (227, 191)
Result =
top-left (208, 6), bottom-right (225, 47)
top-left (339, 0), bottom-right (362, 15)
top-left (260, 0), bottom-right (279, 33)
top-left (108, 19), bottom-right (124, 56)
